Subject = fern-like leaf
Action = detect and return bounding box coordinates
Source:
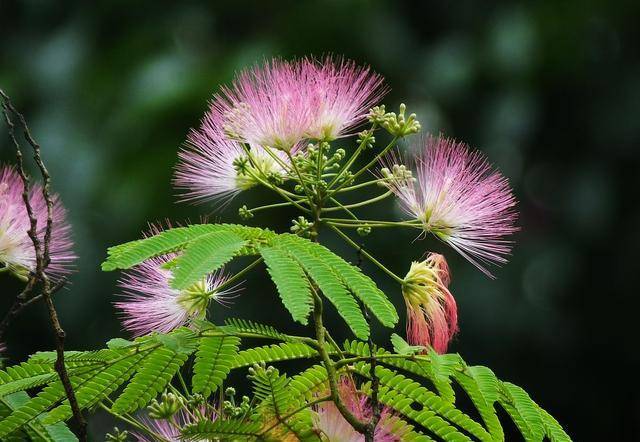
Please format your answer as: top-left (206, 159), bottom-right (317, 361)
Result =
top-left (192, 335), bottom-right (240, 398)
top-left (0, 392), bottom-right (78, 442)
top-left (103, 224), bottom-right (228, 270)
top-left (111, 346), bottom-right (190, 413)
top-left (498, 382), bottom-right (545, 442)
top-left (232, 342), bottom-right (317, 369)
top-left (0, 369), bottom-right (98, 438)
top-left (181, 418), bottom-right (261, 441)
top-left (279, 236), bottom-right (370, 339)
top-left (355, 363), bottom-right (490, 442)
top-left (281, 234), bottom-right (398, 328)
top-left (538, 406), bottom-right (571, 442)
top-left (42, 353), bottom-right (145, 425)
top-left (453, 366), bottom-right (503, 441)
top-left (223, 318), bottom-right (290, 341)
top-left (170, 230), bottom-right (246, 290)
top-left (259, 245), bottom-right (314, 325)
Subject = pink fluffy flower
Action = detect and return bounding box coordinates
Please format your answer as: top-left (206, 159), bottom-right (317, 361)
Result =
top-left (384, 135), bottom-right (518, 276)
top-left (133, 409), bottom-right (215, 442)
top-left (213, 59), bottom-right (315, 151)
top-left (211, 57), bottom-right (386, 150)
top-left (0, 165), bottom-right (75, 280)
top-left (402, 254), bottom-right (458, 353)
top-left (313, 378), bottom-right (410, 441)
top-left (304, 56), bottom-right (387, 141)
top-left (115, 253), bottom-right (237, 337)
top-left (174, 105), bottom-right (289, 207)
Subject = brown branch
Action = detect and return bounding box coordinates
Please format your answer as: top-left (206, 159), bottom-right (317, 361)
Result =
top-left (0, 278), bottom-right (67, 340)
top-left (1, 89), bottom-right (87, 441)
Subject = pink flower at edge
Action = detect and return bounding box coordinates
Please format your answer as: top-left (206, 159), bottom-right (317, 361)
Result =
top-left (313, 377), bottom-right (411, 441)
top-left (0, 164), bottom-right (75, 280)
top-left (383, 134), bottom-right (518, 277)
top-left (133, 408), bottom-right (216, 442)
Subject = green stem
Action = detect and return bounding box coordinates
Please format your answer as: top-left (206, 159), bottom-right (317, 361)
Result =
top-left (326, 135), bottom-right (369, 190)
top-left (336, 178), bottom-right (390, 193)
top-left (312, 291), bottom-right (368, 434)
top-left (328, 135), bottom-right (399, 196)
top-left (260, 395), bottom-right (332, 436)
top-left (262, 145), bottom-right (293, 174)
top-left (322, 191), bottom-right (392, 212)
top-left (286, 150), bottom-right (314, 203)
top-left (247, 201), bottom-right (301, 214)
top-left (329, 225), bottom-right (404, 284)
top-left (327, 197), bottom-right (360, 221)
top-left (213, 258), bottom-right (263, 294)
top-left (244, 167), bottom-right (311, 213)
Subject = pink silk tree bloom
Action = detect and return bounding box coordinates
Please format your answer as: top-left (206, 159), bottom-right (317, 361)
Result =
top-left (134, 409), bottom-right (215, 442)
top-left (174, 110), bottom-right (288, 207)
top-left (313, 378), bottom-right (411, 441)
top-left (115, 253), bottom-right (237, 337)
top-left (0, 165), bottom-right (75, 280)
top-left (402, 254), bottom-right (458, 353)
top-left (213, 59), bottom-right (315, 152)
top-left (305, 56), bottom-right (387, 141)
top-left (384, 135), bottom-right (518, 276)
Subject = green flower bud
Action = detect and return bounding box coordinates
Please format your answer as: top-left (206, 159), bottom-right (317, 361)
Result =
top-left (357, 226), bottom-right (372, 236)
top-left (239, 205), bottom-right (254, 220)
top-left (106, 427), bottom-right (128, 442)
top-left (147, 392), bottom-right (185, 419)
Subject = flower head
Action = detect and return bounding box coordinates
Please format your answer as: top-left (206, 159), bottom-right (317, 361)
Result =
top-left (0, 165), bottom-right (75, 280)
top-left (174, 111), bottom-right (287, 207)
top-left (133, 408), bottom-right (215, 442)
top-left (313, 378), bottom-right (410, 441)
top-left (402, 254), bottom-right (458, 353)
top-left (305, 56), bottom-right (387, 141)
top-left (213, 59), bottom-right (315, 151)
top-left (383, 135), bottom-right (518, 276)
top-left (115, 249), bottom-right (237, 337)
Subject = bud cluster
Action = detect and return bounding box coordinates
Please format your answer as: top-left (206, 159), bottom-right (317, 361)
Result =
top-left (369, 103), bottom-right (421, 137)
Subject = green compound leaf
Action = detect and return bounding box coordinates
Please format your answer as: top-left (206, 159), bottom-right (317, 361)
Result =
top-left (280, 234), bottom-right (398, 328)
top-left (170, 230), bottom-right (246, 290)
top-left (278, 235), bottom-right (370, 339)
top-left (232, 342), bottom-right (318, 369)
top-left (259, 245), bottom-right (314, 325)
top-left (181, 418), bottom-right (262, 441)
top-left (111, 345), bottom-right (191, 414)
top-left (192, 335), bottom-right (241, 398)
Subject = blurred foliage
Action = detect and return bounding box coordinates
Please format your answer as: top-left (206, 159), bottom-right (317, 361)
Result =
top-left (1, 0), bottom-right (639, 440)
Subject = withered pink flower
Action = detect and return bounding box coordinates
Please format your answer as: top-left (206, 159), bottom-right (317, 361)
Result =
top-left (115, 251), bottom-right (238, 337)
top-left (402, 254), bottom-right (458, 353)
top-left (0, 165), bottom-right (75, 280)
top-left (384, 135), bottom-right (518, 276)
top-left (313, 378), bottom-right (410, 441)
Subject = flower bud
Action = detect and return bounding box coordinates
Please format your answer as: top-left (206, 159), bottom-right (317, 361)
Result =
top-left (147, 392), bottom-right (185, 419)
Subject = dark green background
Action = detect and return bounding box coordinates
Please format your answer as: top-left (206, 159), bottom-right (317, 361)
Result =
top-left (1, 1), bottom-right (639, 440)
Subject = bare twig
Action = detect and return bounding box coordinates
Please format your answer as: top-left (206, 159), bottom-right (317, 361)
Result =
top-left (0, 278), bottom-right (67, 340)
top-left (1, 89), bottom-right (87, 441)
